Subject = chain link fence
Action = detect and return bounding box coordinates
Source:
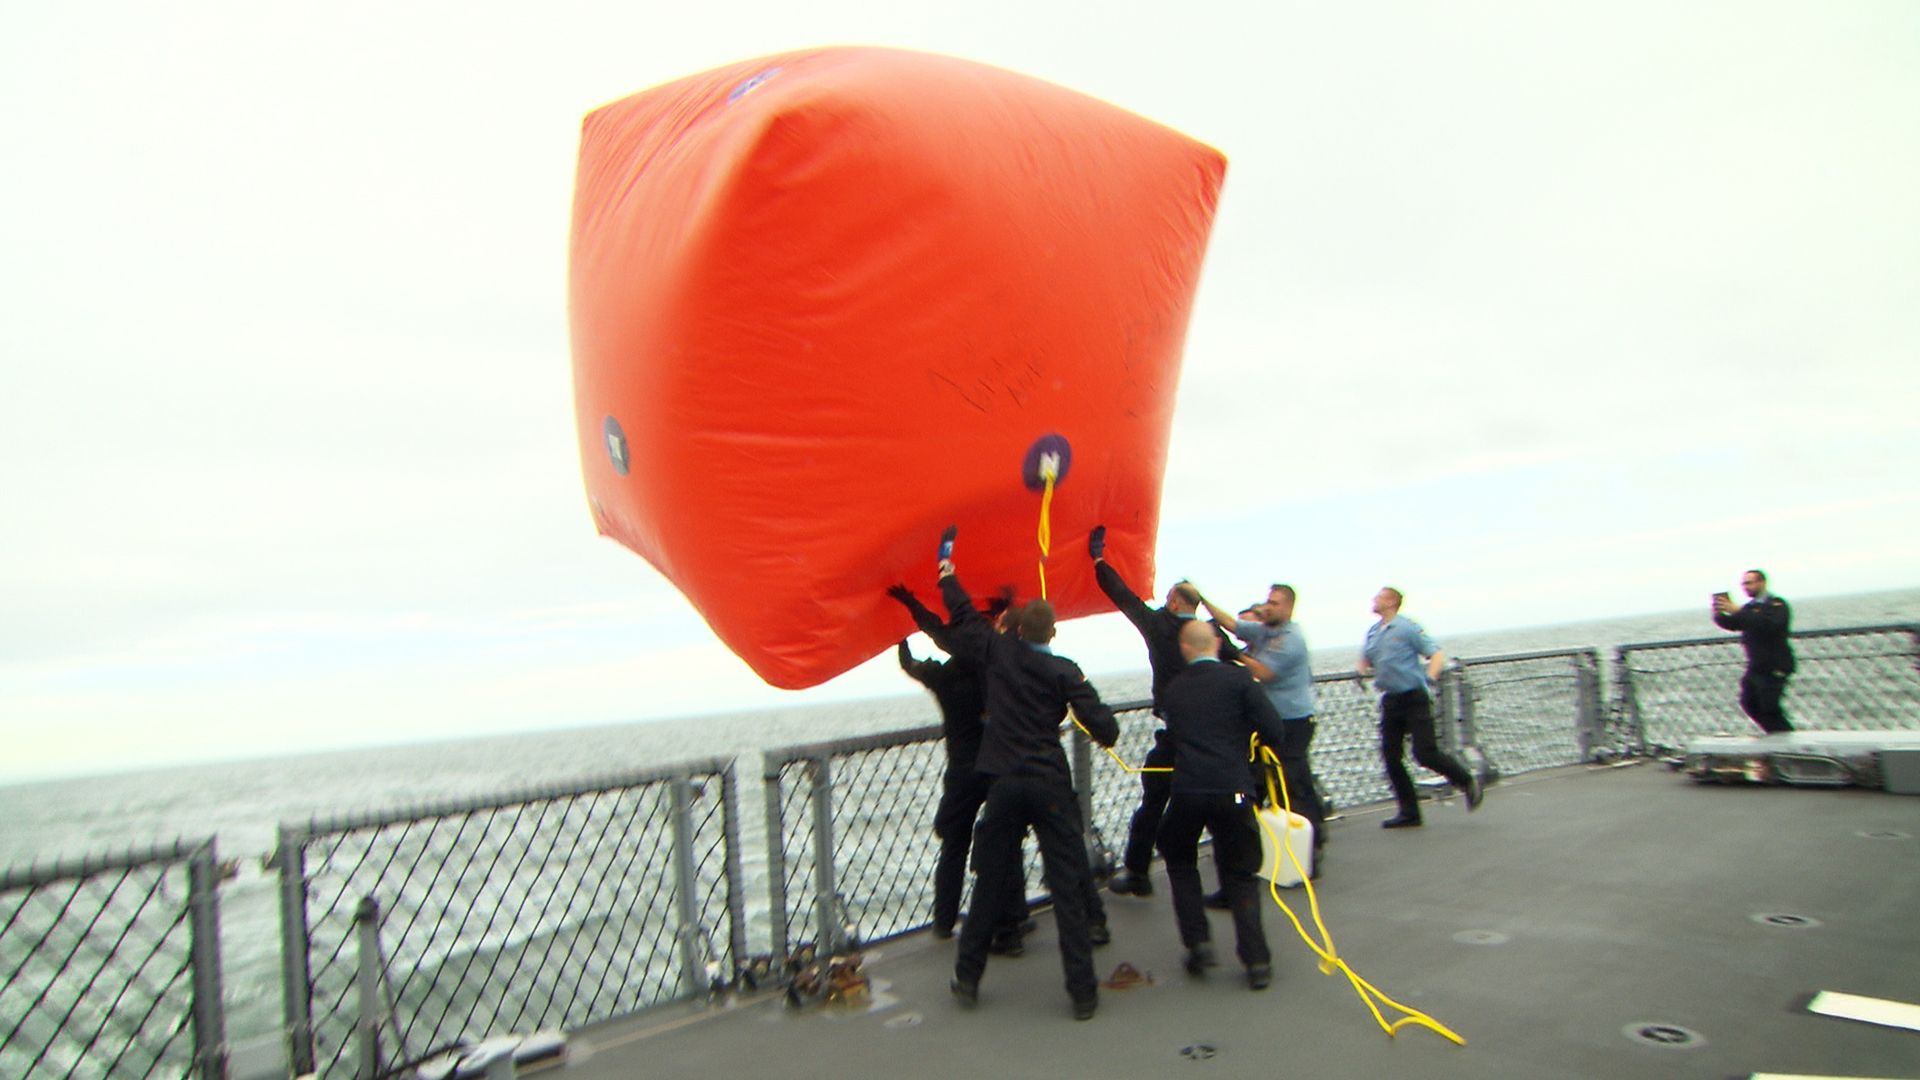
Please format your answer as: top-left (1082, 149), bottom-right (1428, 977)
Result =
top-left (11, 623), bottom-right (1917, 1078)
top-left (1, 839), bottom-right (226, 1080)
top-left (1616, 625), bottom-right (1920, 752)
top-left (1455, 649), bottom-right (1607, 778)
top-left (272, 759), bottom-right (743, 1079)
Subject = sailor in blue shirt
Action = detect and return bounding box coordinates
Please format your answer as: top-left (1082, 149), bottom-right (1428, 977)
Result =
top-left (1357, 587), bottom-right (1482, 828)
top-left (1202, 583), bottom-right (1327, 875)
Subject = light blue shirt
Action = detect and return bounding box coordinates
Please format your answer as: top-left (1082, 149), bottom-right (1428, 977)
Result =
top-left (1363, 616), bottom-right (1439, 694)
top-left (1234, 618), bottom-right (1316, 720)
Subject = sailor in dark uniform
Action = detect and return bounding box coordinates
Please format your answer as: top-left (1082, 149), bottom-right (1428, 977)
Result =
top-left (1712, 569), bottom-right (1796, 733)
top-left (1157, 619), bottom-right (1288, 990)
top-left (890, 586), bottom-right (995, 940)
top-left (891, 585), bottom-right (1111, 953)
top-left (934, 528), bottom-right (1119, 1021)
top-left (1089, 525), bottom-right (1238, 897)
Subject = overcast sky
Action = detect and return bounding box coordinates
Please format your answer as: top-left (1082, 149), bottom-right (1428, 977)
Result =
top-left (3, 2), bottom-right (1916, 784)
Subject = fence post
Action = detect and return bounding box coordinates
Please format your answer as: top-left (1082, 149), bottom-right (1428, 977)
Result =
top-left (354, 896), bottom-right (384, 1080)
top-left (808, 757), bottom-right (843, 954)
top-left (669, 777), bottom-right (705, 999)
top-left (187, 841), bottom-right (228, 1080)
top-left (275, 826), bottom-right (317, 1077)
top-left (1436, 667), bottom-right (1463, 756)
top-left (1574, 651), bottom-right (1599, 760)
top-left (1613, 647), bottom-right (1645, 754)
top-left (719, 766), bottom-right (748, 982)
top-left (761, 765), bottom-right (791, 967)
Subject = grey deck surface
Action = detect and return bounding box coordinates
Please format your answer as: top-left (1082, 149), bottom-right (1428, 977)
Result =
top-left (558, 763), bottom-right (1920, 1079)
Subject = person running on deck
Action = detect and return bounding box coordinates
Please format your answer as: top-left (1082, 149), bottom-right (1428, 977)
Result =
top-left (1357, 587), bottom-right (1482, 828)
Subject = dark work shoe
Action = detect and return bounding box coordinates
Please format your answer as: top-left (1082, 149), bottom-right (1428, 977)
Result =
top-left (1464, 774), bottom-right (1485, 811)
top-left (1088, 922), bottom-right (1112, 947)
top-left (1184, 943), bottom-right (1217, 976)
top-left (1247, 963), bottom-right (1272, 990)
top-left (1381, 815), bottom-right (1423, 829)
top-left (1310, 847), bottom-right (1324, 881)
top-left (950, 976), bottom-right (978, 1007)
top-left (1072, 995), bottom-right (1098, 1021)
top-left (1108, 870), bottom-right (1153, 897)
top-left (1203, 890), bottom-right (1229, 910)
top-left (988, 932), bottom-right (1024, 957)
top-left (932, 923), bottom-right (955, 940)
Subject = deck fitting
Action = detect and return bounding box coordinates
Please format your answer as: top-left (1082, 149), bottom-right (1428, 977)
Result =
top-left (1623, 1022), bottom-right (1706, 1049)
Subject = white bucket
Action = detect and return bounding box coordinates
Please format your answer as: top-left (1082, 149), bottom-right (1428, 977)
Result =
top-left (1254, 807), bottom-right (1315, 886)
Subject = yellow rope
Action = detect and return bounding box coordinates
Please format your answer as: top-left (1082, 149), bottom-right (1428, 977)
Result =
top-left (1038, 459), bottom-right (1172, 774)
top-left (1252, 742), bottom-right (1466, 1045)
top-left (1036, 467), bottom-right (1055, 600)
top-left (1029, 451), bottom-right (1457, 1043)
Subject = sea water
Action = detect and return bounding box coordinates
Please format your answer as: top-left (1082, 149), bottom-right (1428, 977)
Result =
top-left (3, 588), bottom-right (1916, 1044)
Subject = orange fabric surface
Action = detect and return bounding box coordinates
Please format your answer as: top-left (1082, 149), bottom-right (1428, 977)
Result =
top-left (569, 47), bottom-right (1225, 688)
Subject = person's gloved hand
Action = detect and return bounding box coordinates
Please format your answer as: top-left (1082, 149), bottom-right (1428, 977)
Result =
top-left (937, 525), bottom-right (957, 563)
top-left (886, 584), bottom-right (914, 605)
top-left (1088, 525), bottom-right (1107, 560)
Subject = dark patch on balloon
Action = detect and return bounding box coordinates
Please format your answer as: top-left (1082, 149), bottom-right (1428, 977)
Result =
top-left (1022, 434), bottom-right (1072, 491)
top-left (604, 416), bottom-right (631, 476)
top-left (728, 68), bottom-right (783, 103)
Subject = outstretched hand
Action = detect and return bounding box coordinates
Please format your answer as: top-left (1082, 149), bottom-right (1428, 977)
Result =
top-left (1088, 524), bottom-right (1106, 560)
top-left (886, 584), bottom-right (914, 605)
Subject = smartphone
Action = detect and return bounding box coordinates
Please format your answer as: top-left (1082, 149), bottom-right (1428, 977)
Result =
top-left (1712, 591), bottom-right (1730, 604)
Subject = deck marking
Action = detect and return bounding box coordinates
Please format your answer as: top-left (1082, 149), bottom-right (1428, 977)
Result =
top-left (1750, 1074), bottom-right (1915, 1079)
top-left (1806, 990), bottom-right (1920, 1033)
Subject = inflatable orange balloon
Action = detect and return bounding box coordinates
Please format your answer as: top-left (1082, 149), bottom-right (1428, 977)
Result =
top-left (569, 47), bottom-right (1225, 689)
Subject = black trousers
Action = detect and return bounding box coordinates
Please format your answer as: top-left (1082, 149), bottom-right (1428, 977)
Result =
top-left (956, 775), bottom-right (1099, 1002)
top-left (932, 767), bottom-right (991, 934)
top-left (969, 787), bottom-right (1108, 936)
top-left (1379, 689), bottom-right (1472, 818)
top-left (1739, 671), bottom-right (1793, 733)
top-left (1156, 792), bottom-right (1270, 966)
top-left (1266, 718), bottom-right (1326, 849)
top-left (1120, 728), bottom-right (1174, 875)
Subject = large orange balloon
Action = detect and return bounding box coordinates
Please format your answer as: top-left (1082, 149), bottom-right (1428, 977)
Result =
top-left (569, 47), bottom-right (1225, 689)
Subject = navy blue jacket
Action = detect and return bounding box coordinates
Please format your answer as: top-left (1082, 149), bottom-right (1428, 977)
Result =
top-left (939, 573), bottom-right (1118, 781)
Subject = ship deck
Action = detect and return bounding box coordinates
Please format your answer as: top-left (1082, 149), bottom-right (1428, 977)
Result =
top-left (552, 762), bottom-right (1919, 1080)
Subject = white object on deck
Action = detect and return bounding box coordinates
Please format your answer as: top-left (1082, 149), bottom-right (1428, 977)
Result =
top-left (1682, 730), bottom-right (1920, 789)
top-left (1806, 989), bottom-right (1920, 1033)
top-left (1254, 808), bottom-right (1314, 886)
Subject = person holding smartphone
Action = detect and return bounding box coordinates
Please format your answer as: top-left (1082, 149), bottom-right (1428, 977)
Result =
top-left (1712, 570), bottom-right (1796, 733)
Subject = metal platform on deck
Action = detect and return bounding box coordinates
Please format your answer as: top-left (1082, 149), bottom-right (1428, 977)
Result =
top-left (553, 763), bottom-right (1920, 1080)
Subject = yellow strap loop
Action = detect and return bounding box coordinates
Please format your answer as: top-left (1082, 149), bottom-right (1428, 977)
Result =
top-left (1036, 461), bottom-right (1056, 600)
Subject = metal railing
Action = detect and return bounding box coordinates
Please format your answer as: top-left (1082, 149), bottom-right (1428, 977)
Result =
top-left (759, 649), bottom-right (1619, 957)
top-left (0, 838), bottom-right (226, 1080)
top-left (271, 759), bottom-right (745, 1079)
top-left (9, 621), bottom-right (1916, 1079)
top-left (1616, 624), bottom-right (1920, 752)
top-left (1454, 648), bottom-right (1609, 777)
